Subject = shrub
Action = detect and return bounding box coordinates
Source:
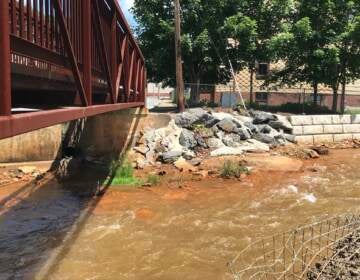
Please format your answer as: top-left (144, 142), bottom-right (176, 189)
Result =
top-left (109, 160), bottom-right (142, 186)
top-left (220, 160), bottom-right (249, 178)
top-left (245, 102), bottom-right (332, 115)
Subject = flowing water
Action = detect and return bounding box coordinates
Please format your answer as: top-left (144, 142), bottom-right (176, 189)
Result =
top-left (1, 150), bottom-right (360, 280)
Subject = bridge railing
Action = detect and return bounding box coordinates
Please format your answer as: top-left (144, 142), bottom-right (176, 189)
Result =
top-left (0, 0), bottom-right (146, 117)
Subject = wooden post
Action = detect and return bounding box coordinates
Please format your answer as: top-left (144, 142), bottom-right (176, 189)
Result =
top-left (0, 1), bottom-right (12, 115)
top-left (82, 0), bottom-right (92, 105)
top-left (174, 0), bottom-right (185, 112)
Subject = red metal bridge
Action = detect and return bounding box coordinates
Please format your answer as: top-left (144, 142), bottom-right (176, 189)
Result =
top-left (0, 0), bottom-right (146, 140)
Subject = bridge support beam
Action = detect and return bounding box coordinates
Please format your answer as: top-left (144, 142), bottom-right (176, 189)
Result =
top-left (0, 1), bottom-right (12, 116)
top-left (82, 0), bottom-right (92, 105)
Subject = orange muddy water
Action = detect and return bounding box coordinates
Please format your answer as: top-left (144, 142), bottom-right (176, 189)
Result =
top-left (1, 150), bottom-right (360, 280)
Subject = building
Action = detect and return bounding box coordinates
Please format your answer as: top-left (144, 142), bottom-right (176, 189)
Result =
top-left (209, 62), bottom-right (360, 109)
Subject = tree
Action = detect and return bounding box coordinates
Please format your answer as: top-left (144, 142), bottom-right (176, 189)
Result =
top-left (223, 0), bottom-right (295, 104)
top-left (267, 0), bottom-right (360, 112)
top-left (132, 0), bottom-right (236, 103)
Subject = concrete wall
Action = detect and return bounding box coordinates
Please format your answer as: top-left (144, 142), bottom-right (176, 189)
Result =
top-left (289, 114), bottom-right (360, 144)
top-left (0, 108), bottom-right (151, 163)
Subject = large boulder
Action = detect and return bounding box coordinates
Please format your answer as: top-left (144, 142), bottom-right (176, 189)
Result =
top-left (210, 147), bottom-right (244, 157)
top-left (269, 115), bottom-right (293, 133)
top-left (222, 133), bottom-right (242, 147)
top-left (239, 139), bottom-right (270, 153)
top-left (207, 137), bottom-right (226, 149)
top-left (194, 134), bottom-right (208, 148)
top-left (234, 127), bottom-right (252, 140)
top-left (244, 122), bottom-right (259, 134)
top-left (175, 108), bottom-right (212, 128)
top-left (217, 118), bottom-right (237, 133)
top-left (160, 151), bottom-right (183, 163)
top-left (179, 129), bottom-right (197, 149)
top-left (252, 111), bottom-right (277, 124)
top-left (253, 133), bottom-right (276, 145)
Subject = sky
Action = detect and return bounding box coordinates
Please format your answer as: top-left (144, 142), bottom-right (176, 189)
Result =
top-left (118, 0), bottom-right (136, 27)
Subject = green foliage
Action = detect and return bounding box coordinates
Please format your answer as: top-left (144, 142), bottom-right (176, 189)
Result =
top-left (133, 0), bottom-right (236, 95)
top-left (220, 160), bottom-right (249, 179)
top-left (247, 102), bottom-right (332, 115)
top-left (267, 0), bottom-right (360, 112)
top-left (109, 160), bottom-right (142, 186)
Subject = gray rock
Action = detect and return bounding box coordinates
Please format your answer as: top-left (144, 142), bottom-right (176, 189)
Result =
top-left (284, 134), bottom-right (296, 143)
top-left (210, 147), bottom-right (244, 157)
top-left (194, 134), bottom-right (208, 148)
top-left (207, 137), bottom-right (225, 149)
top-left (204, 117), bottom-right (220, 128)
top-left (160, 151), bottom-right (183, 163)
top-left (244, 122), bottom-right (259, 134)
top-left (253, 133), bottom-right (276, 145)
top-left (252, 112), bottom-right (277, 124)
top-left (195, 127), bottom-right (214, 138)
top-left (211, 125), bottom-right (220, 134)
top-left (239, 139), bottom-right (270, 153)
top-left (234, 127), bottom-right (252, 140)
top-left (222, 133), bottom-right (242, 147)
top-left (182, 150), bottom-right (195, 160)
top-left (269, 115), bottom-right (293, 132)
top-left (175, 108), bottom-right (212, 128)
top-left (174, 112), bottom-right (198, 128)
top-left (179, 129), bottom-right (197, 149)
top-left (257, 124), bottom-right (273, 134)
top-left (189, 158), bottom-right (202, 166)
top-left (217, 118), bottom-right (237, 133)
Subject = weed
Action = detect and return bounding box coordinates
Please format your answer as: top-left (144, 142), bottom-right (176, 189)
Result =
top-left (146, 174), bottom-right (160, 186)
top-left (220, 160), bottom-right (249, 178)
top-left (109, 160), bottom-right (142, 186)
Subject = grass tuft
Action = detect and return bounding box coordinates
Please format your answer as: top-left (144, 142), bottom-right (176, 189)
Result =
top-left (220, 160), bottom-right (249, 178)
top-left (146, 174), bottom-right (160, 186)
top-left (109, 160), bottom-right (142, 186)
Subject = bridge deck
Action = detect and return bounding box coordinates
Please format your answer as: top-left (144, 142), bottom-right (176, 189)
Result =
top-left (0, 0), bottom-right (146, 140)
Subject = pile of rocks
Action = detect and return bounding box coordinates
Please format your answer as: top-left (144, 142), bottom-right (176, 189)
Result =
top-left (131, 108), bottom-right (295, 169)
top-left (308, 229), bottom-right (360, 279)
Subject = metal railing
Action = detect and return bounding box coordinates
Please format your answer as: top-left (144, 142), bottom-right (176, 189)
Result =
top-left (1, 0), bottom-right (146, 114)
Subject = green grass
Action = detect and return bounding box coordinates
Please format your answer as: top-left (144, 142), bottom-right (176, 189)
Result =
top-left (105, 160), bottom-right (161, 187)
top-left (108, 160), bottom-right (142, 186)
top-left (220, 160), bottom-right (249, 178)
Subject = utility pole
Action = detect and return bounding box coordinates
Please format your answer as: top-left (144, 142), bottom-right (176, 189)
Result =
top-left (174, 0), bottom-right (185, 112)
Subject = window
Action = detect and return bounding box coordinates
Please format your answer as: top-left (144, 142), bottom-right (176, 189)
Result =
top-left (257, 63), bottom-right (270, 76)
top-left (255, 92), bottom-right (268, 104)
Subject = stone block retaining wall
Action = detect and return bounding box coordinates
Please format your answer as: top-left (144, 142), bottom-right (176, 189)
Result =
top-left (289, 115), bottom-right (360, 144)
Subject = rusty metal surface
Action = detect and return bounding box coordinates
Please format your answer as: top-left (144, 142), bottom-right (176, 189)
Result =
top-left (0, 102), bottom-right (145, 140)
top-left (0, 0), bottom-right (146, 137)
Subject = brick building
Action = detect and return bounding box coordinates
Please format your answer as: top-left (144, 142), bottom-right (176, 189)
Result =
top-left (206, 62), bottom-right (360, 109)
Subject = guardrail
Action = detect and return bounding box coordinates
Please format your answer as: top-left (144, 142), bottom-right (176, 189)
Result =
top-left (0, 0), bottom-right (146, 116)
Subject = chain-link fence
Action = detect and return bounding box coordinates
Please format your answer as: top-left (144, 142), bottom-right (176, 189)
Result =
top-left (228, 214), bottom-right (360, 280)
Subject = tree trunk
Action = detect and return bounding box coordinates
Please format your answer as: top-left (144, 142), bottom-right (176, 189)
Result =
top-left (313, 82), bottom-right (318, 105)
top-left (189, 77), bottom-right (201, 105)
top-left (340, 80), bottom-right (346, 114)
top-left (332, 86), bottom-right (339, 113)
top-left (174, 0), bottom-right (185, 112)
top-left (249, 67), bottom-right (254, 105)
